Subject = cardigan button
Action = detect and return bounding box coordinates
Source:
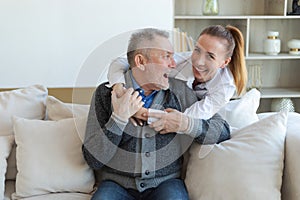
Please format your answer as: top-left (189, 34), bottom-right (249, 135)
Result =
top-left (140, 182), bottom-right (145, 188)
top-left (145, 152), bottom-right (150, 157)
top-left (145, 170), bottom-right (150, 175)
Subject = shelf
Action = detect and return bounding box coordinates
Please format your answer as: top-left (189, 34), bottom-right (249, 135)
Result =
top-left (174, 15), bottom-right (300, 19)
top-left (174, 15), bottom-right (248, 19)
top-left (247, 53), bottom-right (300, 60)
top-left (259, 88), bottom-right (300, 98)
top-left (174, 0), bottom-right (300, 112)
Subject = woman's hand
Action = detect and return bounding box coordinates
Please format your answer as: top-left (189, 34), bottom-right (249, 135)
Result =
top-left (148, 108), bottom-right (189, 134)
top-left (130, 107), bottom-right (148, 126)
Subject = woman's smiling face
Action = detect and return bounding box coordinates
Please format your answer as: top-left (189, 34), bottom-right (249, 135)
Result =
top-left (191, 34), bottom-right (231, 83)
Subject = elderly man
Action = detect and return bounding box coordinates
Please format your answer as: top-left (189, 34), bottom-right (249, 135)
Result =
top-left (82, 28), bottom-right (230, 200)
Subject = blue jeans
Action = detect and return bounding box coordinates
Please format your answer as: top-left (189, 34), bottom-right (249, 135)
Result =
top-left (91, 178), bottom-right (189, 200)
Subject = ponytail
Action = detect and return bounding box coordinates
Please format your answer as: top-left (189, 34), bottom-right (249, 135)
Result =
top-left (226, 25), bottom-right (247, 96)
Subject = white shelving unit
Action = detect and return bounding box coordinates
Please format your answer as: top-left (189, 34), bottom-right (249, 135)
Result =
top-left (174, 0), bottom-right (300, 112)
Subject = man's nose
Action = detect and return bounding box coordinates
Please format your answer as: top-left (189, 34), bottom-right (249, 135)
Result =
top-left (169, 57), bottom-right (176, 68)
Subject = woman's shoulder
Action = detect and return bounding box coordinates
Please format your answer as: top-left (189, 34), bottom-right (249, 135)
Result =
top-left (207, 68), bottom-right (234, 87)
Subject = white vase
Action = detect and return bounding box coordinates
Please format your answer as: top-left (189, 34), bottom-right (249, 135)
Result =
top-left (287, 39), bottom-right (300, 55)
top-left (263, 31), bottom-right (281, 55)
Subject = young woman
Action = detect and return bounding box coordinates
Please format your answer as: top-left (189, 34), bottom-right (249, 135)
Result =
top-left (107, 25), bottom-right (247, 126)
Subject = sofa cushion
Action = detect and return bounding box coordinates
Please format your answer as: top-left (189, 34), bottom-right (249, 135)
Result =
top-left (0, 85), bottom-right (48, 181)
top-left (218, 88), bottom-right (260, 129)
top-left (185, 111), bottom-right (287, 200)
top-left (12, 192), bottom-right (92, 200)
top-left (0, 136), bottom-right (14, 200)
top-left (46, 96), bottom-right (90, 120)
top-left (0, 85), bottom-right (47, 136)
top-left (12, 117), bottom-right (95, 199)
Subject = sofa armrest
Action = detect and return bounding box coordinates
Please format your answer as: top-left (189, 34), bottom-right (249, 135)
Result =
top-left (264, 112), bottom-right (300, 200)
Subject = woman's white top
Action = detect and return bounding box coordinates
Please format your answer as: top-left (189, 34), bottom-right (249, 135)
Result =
top-left (107, 52), bottom-right (236, 119)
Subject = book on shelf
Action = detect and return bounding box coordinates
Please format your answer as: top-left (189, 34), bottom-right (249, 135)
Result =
top-left (172, 27), bottom-right (195, 52)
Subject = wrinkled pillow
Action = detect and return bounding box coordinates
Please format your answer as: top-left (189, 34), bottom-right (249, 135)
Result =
top-left (0, 85), bottom-right (47, 136)
top-left (219, 88), bottom-right (260, 129)
top-left (46, 96), bottom-right (90, 120)
top-left (185, 111), bottom-right (287, 200)
top-left (0, 85), bottom-right (48, 181)
top-left (12, 117), bottom-right (95, 199)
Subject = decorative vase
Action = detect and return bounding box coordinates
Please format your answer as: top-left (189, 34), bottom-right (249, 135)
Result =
top-left (271, 98), bottom-right (295, 112)
top-left (263, 31), bottom-right (281, 55)
top-left (203, 0), bottom-right (219, 15)
top-left (287, 39), bottom-right (300, 55)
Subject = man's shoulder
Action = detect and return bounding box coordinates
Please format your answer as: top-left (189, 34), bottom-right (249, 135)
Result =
top-left (168, 78), bottom-right (197, 103)
top-left (168, 78), bottom-right (191, 91)
top-left (94, 82), bottom-right (112, 98)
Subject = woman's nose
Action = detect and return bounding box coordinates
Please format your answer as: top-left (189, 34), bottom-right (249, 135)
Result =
top-left (195, 54), bottom-right (205, 66)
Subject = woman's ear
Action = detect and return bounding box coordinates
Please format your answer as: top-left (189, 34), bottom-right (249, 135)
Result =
top-left (135, 53), bottom-right (146, 71)
top-left (221, 57), bottom-right (231, 68)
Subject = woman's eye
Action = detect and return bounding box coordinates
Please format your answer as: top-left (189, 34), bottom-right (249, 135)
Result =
top-left (194, 48), bottom-right (200, 53)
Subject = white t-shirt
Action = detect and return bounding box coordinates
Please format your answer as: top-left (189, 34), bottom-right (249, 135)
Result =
top-left (107, 51), bottom-right (236, 119)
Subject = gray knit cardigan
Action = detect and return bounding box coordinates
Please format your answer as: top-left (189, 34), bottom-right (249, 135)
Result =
top-left (82, 71), bottom-right (230, 192)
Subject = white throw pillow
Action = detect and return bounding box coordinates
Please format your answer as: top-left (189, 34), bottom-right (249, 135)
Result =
top-left (1, 85), bottom-right (48, 181)
top-left (0, 135), bottom-right (14, 200)
top-left (218, 88), bottom-right (260, 129)
top-left (185, 111), bottom-right (287, 200)
top-left (0, 85), bottom-right (47, 136)
top-left (12, 117), bottom-right (95, 199)
top-left (46, 96), bottom-right (90, 120)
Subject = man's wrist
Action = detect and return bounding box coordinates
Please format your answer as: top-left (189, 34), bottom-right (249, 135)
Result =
top-left (112, 112), bottom-right (129, 125)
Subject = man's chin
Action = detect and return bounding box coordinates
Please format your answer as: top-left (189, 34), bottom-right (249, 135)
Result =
top-left (157, 83), bottom-right (169, 90)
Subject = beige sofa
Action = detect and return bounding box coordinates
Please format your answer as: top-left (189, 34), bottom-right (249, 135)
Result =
top-left (1, 85), bottom-right (300, 200)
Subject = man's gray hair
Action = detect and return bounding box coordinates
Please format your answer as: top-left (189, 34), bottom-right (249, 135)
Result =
top-left (127, 28), bottom-right (169, 67)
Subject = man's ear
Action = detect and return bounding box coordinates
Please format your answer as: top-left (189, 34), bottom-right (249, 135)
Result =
top-left (221, 57), bottom-right (231, 68)
top-left (135, 54), bottom-right (146, 71)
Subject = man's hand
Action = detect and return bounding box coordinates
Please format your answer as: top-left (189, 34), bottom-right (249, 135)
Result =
top-left (111, 88), bottom-right (144, 121)
top-left (112, 84), bottom-right (148, 126)
top-left (112, 83), bottom-right (126, 98)
top-left (148, 108), bottom-right (189, 134)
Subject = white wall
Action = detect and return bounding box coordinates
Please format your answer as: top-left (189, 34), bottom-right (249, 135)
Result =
top-left (0, 0), bottom-right (173, 88)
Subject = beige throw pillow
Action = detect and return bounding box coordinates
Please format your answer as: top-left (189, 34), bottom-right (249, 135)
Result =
top-left (12, 117), bottom-right (95, 199)
top-left (0, 85), bottom-right (48, 181)
top-left (0, 85), bottom-right (47, 136)
top-left (185, 111), bottom-right (287, 200)
top-left (46, 96), bottom-right (90, 120)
